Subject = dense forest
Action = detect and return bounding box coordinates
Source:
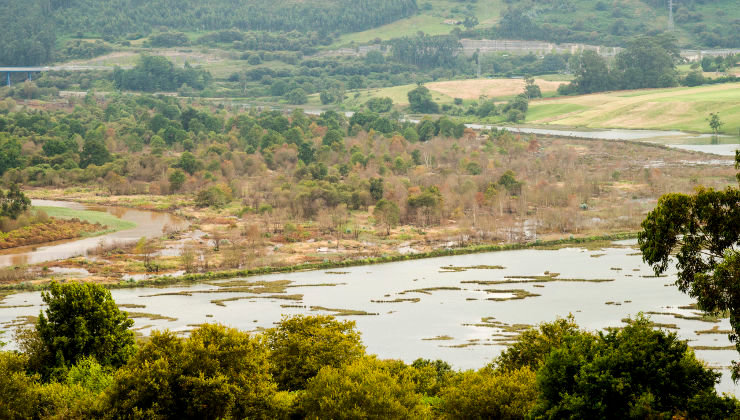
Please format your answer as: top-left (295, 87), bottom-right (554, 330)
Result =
top-left (488, 0), bottom-right (740, 48)
top-left (3, 0), bottom-right (738, 67)
top-left (0, 0), bottom-right (417, 66)
top-left (53, 0), bottom-right (418, 37)
top-left (0, 92), bottom-right (734, 251)
top-left (0, 1), bottom-right (56, 66)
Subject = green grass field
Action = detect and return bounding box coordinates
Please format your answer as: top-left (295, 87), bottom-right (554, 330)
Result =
top-left (526, 104), bottom-right (588, 122)
top-left (332, 0), bottom-right (504, 47)
top-left (36, 207), bottom-right (136, 235)
top-left (527, 83), bottom-right (740, 134)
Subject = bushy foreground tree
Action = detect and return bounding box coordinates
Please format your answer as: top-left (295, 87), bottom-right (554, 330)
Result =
top-left (440, 367), bottom-right (537, 419)
top-left (29, 282), bottom-right (135, 377)
top-left (265, 314), bottom-right (365, 391)
top-left (639, 152), bottom-right (740, 377)
top-left (103, 324), bottom-right (281, 419)
top-left (298, 357), bottom-right (431, 419)
top-left (531, 315), bottom-right (727, 418)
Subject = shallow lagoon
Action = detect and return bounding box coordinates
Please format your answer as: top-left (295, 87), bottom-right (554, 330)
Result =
top-left (2, 240), bottom-right (737, 394)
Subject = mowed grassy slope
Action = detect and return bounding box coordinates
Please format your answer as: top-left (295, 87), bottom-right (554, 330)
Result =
top-left (36, 206), bottom-right (136, 235)
top-left (527, 84), bottom-right (740, 134)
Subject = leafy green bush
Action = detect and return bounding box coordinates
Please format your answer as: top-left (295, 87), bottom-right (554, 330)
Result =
top-left (298, 357), bottom-right (430, 419)
top-left (441, 367), bottom-right (537, 419)
top-left (195, 186), bottom-right (230, 208)
top-left (266, 315), bottom-right (365, 391)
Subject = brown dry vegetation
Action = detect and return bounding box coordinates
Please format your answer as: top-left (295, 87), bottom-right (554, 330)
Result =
top-left (25, 133), bottom-right (736, 285)
top-left (0, 218), bottom-right (103, 249)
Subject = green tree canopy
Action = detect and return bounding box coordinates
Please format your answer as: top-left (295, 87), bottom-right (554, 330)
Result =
top-left (615, 35), bottom-right (678, 89)
top-left (177, 151), bottom-right (201, 175)
top-left (265, 315), bottom-right (365, 391)
top-left (639, 152), bottom-right (740, 377)
top-left (0, 134), bottom-right (23, 175)
top-left (322, 129), bottom-right (344, 148)
top-left (34, 282), bottom-right (135, 376)
top-left (532, 315), bottom-right (727, 418)
top-left (168, 169), bottom-right (186, 193)
top-left (0, 183), bottom-right (31, 220)
top-left (441, 367), bottom-right (537, 419)
top-left (80, 135), bottom-right (111, 168)
top-left (103, 324), bottom-right (278, 419)
top-left (407, 85), bottom-right (440, 114)
top-left (373, 198), bottom-right (400, 235)
top-left (494, 316), bottom-right (581, 372)
top-left (571, 50), bottom-right (612, 94)
top-left (286, 88), bottom-right (308, 105)
top-left (298, 356), bottom-right (430, 419)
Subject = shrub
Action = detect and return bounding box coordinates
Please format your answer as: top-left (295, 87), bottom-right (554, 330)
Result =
top-left (441, 367), bottom-right (538, 419)
top-left (195, 186), bottom-right (230, 208)
top-left (103, 324), bottom-right (278, 419)
top-left (265, 315), bottom-right (365, 391)
top-left (299, 357), bottom-right (430, 419)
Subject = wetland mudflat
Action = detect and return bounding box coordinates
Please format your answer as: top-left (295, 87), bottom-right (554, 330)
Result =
top-left (1, 239), bottom-right (737, 394)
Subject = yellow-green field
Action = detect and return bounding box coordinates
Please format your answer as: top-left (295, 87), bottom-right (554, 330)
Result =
top-left (339, 78), bottom-right (563, 108)
top-left (527, 83), bottom-right (740, 134)
top-left (340, 84), bottom-right (453, 108)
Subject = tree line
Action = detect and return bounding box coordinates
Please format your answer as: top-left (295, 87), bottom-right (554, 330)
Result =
top-left (558, 34), bottom-right (681, 95)
top-left (0, 0), bottom-right (56, 66)
top-left (112, 55), bottom-right (212, 92)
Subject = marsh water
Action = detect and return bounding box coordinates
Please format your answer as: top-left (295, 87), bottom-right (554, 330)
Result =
top-left (403, 117), bottom-right (740, 157)
top-left (480, 125), bottom-right (740, 157)
top-left (2, 239), bottom-right (737, 394)
top-left (0, 200), bottom-right (187, 268)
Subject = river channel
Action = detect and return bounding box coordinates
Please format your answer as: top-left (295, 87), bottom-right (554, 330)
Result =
top-left (1, 239), bottom-right (737, 394)
top-left (0, 200), bottom-right (187, 268)
top-left (474, 125), bottom-right (740, 157)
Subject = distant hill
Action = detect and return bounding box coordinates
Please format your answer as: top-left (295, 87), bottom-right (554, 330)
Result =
top-left (334, 0), bottom-right (739, 49)
top-left (49, 0), bottom-right (418, 37)
top-left (490, 0), bottom-right (738, 49)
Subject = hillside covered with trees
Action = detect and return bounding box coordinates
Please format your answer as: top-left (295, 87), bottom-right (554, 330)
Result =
top-left (0, 0), bottom-right (417, 66)
top-left (488, 0), bottom-right (739, 48)
top-left (51, 0), bottom-right (418, 36)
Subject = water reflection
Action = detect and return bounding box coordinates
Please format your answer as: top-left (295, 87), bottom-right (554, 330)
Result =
top-left (0, 200), bottom-right (187, 268)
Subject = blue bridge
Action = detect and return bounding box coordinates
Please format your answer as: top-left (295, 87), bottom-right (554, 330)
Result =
top-left (0, 67), bottom-right (49, 86)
